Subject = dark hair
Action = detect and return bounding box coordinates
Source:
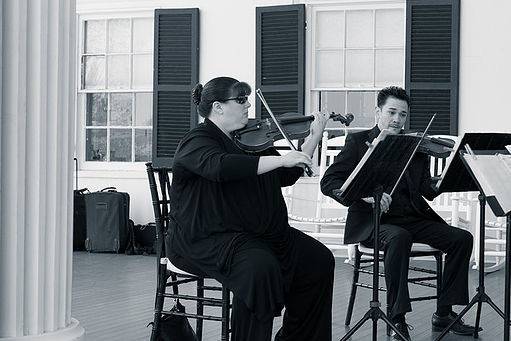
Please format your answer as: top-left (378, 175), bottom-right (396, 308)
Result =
top-left (191, 77), bottom-right (251, 118)
top-left (377, 86), bottom-right (410, 108)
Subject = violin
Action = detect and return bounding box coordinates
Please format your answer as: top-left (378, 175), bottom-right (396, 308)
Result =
top-left (405, 132), bottom-right (455, 158)
top-left (233, 112), bottom-right (354, 153)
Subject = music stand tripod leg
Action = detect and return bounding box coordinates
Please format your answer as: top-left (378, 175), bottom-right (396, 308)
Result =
top-left (435, 194), bottom-right (506, 341)
top-left (340, 188), bottom-right (408, 341)
top-left (504, 214), bottom-right (511, 341)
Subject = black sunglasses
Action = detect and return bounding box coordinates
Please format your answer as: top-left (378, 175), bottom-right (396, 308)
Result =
top-left (223, 95), bottom-right (249, 105)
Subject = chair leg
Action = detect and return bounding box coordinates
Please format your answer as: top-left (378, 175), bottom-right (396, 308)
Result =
top-left (150, 262), bottom-right (168, 341)
top-left (345, 247), bottom-right (361, 326)
top-left (386, 290), bottom-right (391, 336)
top-left (221, 286), bottom-right (230, 341)
top-left (196, 278), bottom-right (204, 341)
top-left (435, 252), bottom-right (443, 312)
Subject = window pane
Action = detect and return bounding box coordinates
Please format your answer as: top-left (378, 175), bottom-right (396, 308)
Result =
top-left (107, 55), bottom-right (130, 89)
top-left (320, 92), bottom-right (347, 129)
top-left (316, 11), bottom-right (344, 49)
top-left (320, 91), bottom-right (346, 113)
top-left (133, 54), bottom-right (152, 89)
top-left (347, 91), bottom-right (377, 128)
top-left (84, 20), bottom-right (105, 54)
top-left (108, 19), bottom-right (130, 53)
top-left (84, 56), bottom-right (105, 89)
top-left (86, 129), bottom-right (107, 161)
top-left (375, 9), bottom-right (404, 48)
top-left (86, 93), bottom-right (107, 126)
top-left (135, 129), bottom-right (152, 161)
top-left (346, 10), bottom-right (374, 48)
top-left (133, 18), bottom-right (153, 52)
top-left (135, 93), bottom-right (152, 126)
top-left (316, 51), bottom-right (344, 87)
top-left (345, 49), bottom-right (374, 87)
top-left (110, 129), bottom-right (132, 161)
top-left (375, 49), bottom-right (404, 87)
top-left (110, 93), bottom-right (132, 126)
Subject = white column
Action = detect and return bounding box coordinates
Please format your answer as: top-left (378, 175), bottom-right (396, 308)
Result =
top-left (0, 0), bottom-right (84, 340)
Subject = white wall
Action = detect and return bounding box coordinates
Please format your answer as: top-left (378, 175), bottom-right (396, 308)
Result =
top-left (76, 0), bottom-right (294, 223)
top-left (76, 0), bottom-right (511, 223)
top-left (459, 0), bottom-right (511, 133)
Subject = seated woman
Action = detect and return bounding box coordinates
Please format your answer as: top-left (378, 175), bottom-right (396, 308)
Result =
top-left (167, 76), bottom-right (335, 341)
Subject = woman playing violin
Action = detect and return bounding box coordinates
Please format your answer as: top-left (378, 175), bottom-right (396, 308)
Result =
top-left (168, 76), bottom-right (334, 341)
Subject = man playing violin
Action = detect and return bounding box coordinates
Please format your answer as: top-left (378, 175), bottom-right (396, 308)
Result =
top-left (321, 86), bottom-right (478, 340)
top-left (168, 76), bottom-right (334, 341)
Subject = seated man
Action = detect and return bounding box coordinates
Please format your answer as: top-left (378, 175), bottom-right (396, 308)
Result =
top-left (320, 86), bottom-right (478, 340)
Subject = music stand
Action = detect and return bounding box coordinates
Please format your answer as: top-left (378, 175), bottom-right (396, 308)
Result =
top-left (433, 132), bottom-right (511, 341)
top-left (335, 130), bottom-right (422, 341)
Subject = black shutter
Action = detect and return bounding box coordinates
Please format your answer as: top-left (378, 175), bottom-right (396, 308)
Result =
top-left (256, 4), bottom-right (305, 119)
top-left (405, 0), bottom-right (460, 135)
top-left (152, 8), bottom-right (199, 168)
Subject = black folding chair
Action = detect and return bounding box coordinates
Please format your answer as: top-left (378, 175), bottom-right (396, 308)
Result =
top-left (146, 163), bottom-right (231, 341)
top-left (345, 243), bottom-right (443, 335)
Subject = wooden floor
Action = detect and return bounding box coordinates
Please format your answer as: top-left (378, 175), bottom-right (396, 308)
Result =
top-left (72, 251), bottom-right (509, 340)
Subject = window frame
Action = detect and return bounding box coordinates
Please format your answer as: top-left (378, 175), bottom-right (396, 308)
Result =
top-left (76, 10), bottom-right (154, 172)
top-left (305, 1), bottom-right (406, 131)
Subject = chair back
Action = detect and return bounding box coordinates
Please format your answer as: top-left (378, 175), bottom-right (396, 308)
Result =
top-left (146, 162), bottom-right (172, 260)
top-left (318, 131), bottom-right (346, 177)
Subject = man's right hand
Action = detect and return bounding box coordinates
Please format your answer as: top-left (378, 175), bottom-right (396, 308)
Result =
top-left (362, 192), bottom-right (392, 213)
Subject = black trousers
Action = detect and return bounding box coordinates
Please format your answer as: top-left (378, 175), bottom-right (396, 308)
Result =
top-left (364, 217), bottom-right (473, 319)
top-left (223, 230), bottom-right (335, 341)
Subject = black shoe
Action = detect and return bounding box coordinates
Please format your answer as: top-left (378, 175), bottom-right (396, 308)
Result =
top-left (391, 321), bottom-right (412, 340)
top-left (431, 312), bottom-right (482, 335)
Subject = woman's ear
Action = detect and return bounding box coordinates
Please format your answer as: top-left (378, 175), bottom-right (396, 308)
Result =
top-left (211, 101), bottom-right (223, 115)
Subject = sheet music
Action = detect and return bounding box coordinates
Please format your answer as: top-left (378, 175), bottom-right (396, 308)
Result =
top-left (462, 153), bottom-right (511, 216)
top-left (435, 132), bottom-right (511, 193)
top-left (340, 129), bottom-right (393, 193)
top-left (338, 129), bottom-right (419, 202)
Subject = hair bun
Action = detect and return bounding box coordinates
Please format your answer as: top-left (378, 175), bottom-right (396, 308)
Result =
top-left (192, 83), bottom-right (203, 105)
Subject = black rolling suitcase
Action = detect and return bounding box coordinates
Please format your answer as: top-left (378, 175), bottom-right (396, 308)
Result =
top-left (84, 187), bottom-right (130, 253)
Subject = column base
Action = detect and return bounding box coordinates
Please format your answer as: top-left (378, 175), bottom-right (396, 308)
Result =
top-left (1, 318), bottom-right (85, 341)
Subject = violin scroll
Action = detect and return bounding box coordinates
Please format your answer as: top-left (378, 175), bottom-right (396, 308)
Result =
top-left (332, 113), bottom-right (354, 126)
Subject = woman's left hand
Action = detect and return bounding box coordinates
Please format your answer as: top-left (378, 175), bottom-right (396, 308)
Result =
top-left (300, 111), bottom-right (330, 158)
top-left (309, 111), bottom-right (330, 139)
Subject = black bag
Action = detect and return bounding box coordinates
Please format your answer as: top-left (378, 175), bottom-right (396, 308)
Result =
top-left (73, 188), bottom-right (89, 251)
top-left (73, 157), bottom-right (89, 251)
top-left (150, 301), bottom-right (197, 341)
top-left (84, 187), bottom-right (130, 253)
top-left (126, 222), bottom-right (156, 255)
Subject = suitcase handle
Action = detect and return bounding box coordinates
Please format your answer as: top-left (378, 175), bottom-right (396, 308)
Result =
top-left (100, 187), bottom-right (117, 192)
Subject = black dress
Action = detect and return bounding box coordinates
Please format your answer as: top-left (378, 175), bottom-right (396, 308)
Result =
top-left (168, 118), bottom-right (334, 340)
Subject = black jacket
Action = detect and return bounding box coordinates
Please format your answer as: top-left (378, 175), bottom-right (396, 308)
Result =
top-left (320, 126), bottom-right (445, 244)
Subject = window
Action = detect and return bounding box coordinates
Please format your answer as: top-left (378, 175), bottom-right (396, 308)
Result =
top-left (309, 3), bottom-right (405, 130)
top-left (78, 16), bottom-right (154, 163)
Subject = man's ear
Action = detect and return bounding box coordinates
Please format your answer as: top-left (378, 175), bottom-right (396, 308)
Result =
top-left (374, 106), bottom-right (381, 123)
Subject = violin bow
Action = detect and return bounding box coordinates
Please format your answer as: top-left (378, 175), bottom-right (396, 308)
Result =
top-left (255, 89), bottom-right (314, 177)
top-left (389, 113), bottom-right (436, 196)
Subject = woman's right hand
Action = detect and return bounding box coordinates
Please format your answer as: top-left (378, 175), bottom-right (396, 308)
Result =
top-left (281, 151), bottom-right (312, 169)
